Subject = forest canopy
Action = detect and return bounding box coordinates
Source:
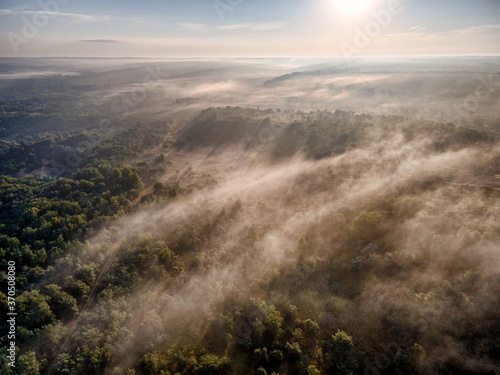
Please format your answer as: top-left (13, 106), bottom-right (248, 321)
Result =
top-left (1, 59), bottom-right (500, 375)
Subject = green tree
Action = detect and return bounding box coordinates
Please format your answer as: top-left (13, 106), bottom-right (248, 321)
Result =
top-left (17, 290), bottom-right (54, 331)
top-left (326, 330), bottom-right (357, 375)
top-left (193, 354), bottom-right (230, 375)
top-left (43, 284), bottom-right (78, 319)
top-left (16, 351), bottom-right (41, 375)
top-left (142, 351), bottom-right (170, 375)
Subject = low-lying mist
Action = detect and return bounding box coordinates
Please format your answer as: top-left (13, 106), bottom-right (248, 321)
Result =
top-left (45, 112), bottom-right (500, 373)
top-left (2, 57), bottom-right (500, 374)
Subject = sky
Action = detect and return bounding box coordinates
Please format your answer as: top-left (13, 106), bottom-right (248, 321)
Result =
top-left (0, 0), bottom-right (499, 57)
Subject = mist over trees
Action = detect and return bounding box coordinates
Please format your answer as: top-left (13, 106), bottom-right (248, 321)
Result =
top-left (1, 58), bottom-right (500, 375)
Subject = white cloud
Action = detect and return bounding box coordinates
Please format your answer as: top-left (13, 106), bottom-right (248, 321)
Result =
top-left (409, 26), bottom-right (427, 32)
top-left (379, 23), bottom-right (500, 44)
top-left (217, 22), bottom-right (285, 32)
top-left (217, 23), bottom-right (253, 31)
top-left (79, 39), bottom-right (124, 44)
top-left (176, 22), bottom-right (285, 33)
top-left (448, 24), bottom-right (500, 35)
top-left (252, 22), bottom-right (285, 31)
top-left (0, 8), bottom-right (112, 22)
top-left (379, 31), bottom-right (429, 41)
top-left (179, 23), bottom-right (209, 31)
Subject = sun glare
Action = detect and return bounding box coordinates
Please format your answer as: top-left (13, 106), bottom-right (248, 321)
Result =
top-left (334, 0), bottom-right (374, 14)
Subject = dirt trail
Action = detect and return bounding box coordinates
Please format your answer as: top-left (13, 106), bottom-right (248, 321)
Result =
top-left (47, 185), bottom-right (154, 374)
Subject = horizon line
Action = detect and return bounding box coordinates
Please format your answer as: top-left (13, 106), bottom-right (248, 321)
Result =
top-left (1, 54), bottom-right (500, 60)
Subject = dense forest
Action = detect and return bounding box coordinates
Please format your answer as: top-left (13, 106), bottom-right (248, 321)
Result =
top-left (1, 70), bottom-right (500, 375)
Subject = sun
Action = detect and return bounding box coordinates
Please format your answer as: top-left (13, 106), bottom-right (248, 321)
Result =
top-left (334, 0), bottom-right (374, 15)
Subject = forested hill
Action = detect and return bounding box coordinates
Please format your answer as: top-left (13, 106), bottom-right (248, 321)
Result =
top-left (1, 105), bottom-right (500, 375)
